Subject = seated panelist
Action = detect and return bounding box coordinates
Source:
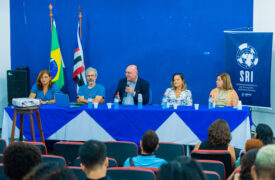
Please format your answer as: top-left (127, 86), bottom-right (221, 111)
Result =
top-left (163, 73), bottom-right (192, 106)
top-left (77, 67), bottom-right (105, 104)
top-left (210, 72), bottom-right (239, 107)
top-left (29, 70), bottom-right (60, 104)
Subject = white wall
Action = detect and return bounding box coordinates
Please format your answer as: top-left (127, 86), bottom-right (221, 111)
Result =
top-left (0, 0), bottom-right (11, 128)
top-left (252, 0), bottom-right (275, 132)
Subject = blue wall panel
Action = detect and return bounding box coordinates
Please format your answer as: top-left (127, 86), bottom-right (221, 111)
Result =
top-left (10, 0), bottom-right (253, 104)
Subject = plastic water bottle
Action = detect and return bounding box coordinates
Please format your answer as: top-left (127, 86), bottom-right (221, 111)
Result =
top-left (88, 95), bottom-right (93, 109)
top-left (162, 95), bottom-right (167, 109)
top-left (208, 95), bottom-right (214, 109)
top-left (114, 95), bottom-right (119, 109)
top-left (138, 93), bottom-right (143, 109)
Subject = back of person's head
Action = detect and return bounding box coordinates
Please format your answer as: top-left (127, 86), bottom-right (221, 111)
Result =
top-left (208, 119), bottom-right (231, 147)
top-left (255, 124), bottom-right (274, 145)
top-left (23, 162), bottom-right (76, 180)
top-left (239, 149), bottom-right (258, 180)
top-left (245, 139), bottom-right (264, 152)
top-left (3, 142), bottom-right (42, 180)
top-left (158, 156), bottom-right (206, 180)
top-left (142, 130), bottom-right (159, 154)
top-left (253, 144), bottom-right (275, 180)
top-left (79, 140), bottom-right (107, 171)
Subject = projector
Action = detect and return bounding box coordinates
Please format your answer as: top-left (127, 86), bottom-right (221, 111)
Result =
top-left (12, 98), bottom-right (40, 107)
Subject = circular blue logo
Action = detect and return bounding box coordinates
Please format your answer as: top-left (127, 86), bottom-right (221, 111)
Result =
top-left (236, 43), bottom-right (258, 69)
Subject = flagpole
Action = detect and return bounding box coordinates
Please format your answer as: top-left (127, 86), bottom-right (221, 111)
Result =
top-left (79, 6), bottom-right (82, 39)
top-left (49, 3), bottom-right (53, 32)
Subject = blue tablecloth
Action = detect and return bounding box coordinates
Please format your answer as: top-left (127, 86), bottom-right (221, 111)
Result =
top-left (2, 105), bottom-right (251, 148)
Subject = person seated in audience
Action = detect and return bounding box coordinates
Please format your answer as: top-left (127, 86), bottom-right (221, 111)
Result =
top-left (123, 130), bottom-right (167, 168)
top-left (158, 156), bottom-right (206, 180)
top-left (163, 73), bottom-right (192, 106)
top-left (23, 162), bottom-right (77, 180)
top-left (79, 140), bottom-right (113, 180)
top-left (251, 144), bottom-right (275, 180)
top-left (194, 119), bottom-right (236, 165)
top-left (114, 65), bottom-right (150, 105)
top-left (29, 70), bottom-right (60, 104)
top-left (3, 142), bottom-right (42, 180)
top-left (77, 67), bottom-right (105, 104)
top-left (254, 123), bottom-right (274, 145)
top-left (210, 72), bottom-right (239, 107)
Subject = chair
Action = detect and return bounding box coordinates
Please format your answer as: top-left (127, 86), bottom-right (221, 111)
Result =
top-left (0, 154), bottom-right (3, 164)
top-left (196, 159), bottom-right (225, 180)
top-left (191, 150), bottom-right (232, 178)
top-left (54, 141), bottom-right (84, 165)
top-left (107, 167), bottom-right (156, 180)
top-left (42, 155), bottom-right (66, 165)
top-left (0, 164), bottom-right (9, 180)
top-left (104, 141), bottom-right (138, 167)
top-left (203, 170), bottom-right (221, 180)
top-left (0, 139), bottom-right (7, 154)
top-left (73, 157), bottom-right (118, 168)
top-left (154, 142), bottom-right (185, 162)
top-left (68, 166), bottom-right (86, 180)
top-left (24, 141), bottom-right (47, 155)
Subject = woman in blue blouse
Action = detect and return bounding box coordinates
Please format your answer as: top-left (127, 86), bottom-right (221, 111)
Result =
top-left (29, 70), bottom-right (60, 104)
top-left (163, 73), bottom-right (192, 106)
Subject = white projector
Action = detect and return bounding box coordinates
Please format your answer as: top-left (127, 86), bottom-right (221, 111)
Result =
top-left (12, 98), bottom-right (40, 107)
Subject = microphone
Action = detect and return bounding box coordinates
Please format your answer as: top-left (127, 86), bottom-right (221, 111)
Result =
top-left (124, 85), bottom-right (129, 97)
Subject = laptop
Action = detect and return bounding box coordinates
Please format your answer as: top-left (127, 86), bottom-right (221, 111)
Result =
top-left (55, 93), bottom-right (80, 108)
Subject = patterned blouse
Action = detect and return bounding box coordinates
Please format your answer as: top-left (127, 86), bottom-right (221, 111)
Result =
top-left (164, 88), bottom-right (193, 106)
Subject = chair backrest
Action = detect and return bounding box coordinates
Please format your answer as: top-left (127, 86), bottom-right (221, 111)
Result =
top-left (54, 141), bottom-right (84, 165)
top-left (68, 166), bottom-right (86, 180)
top-left (107, 167), bottom-right (156, 180)
top-left (24, 141), bottom-right (47, 155)
top-left (196, 160), bottom-right (225, 180)
top-left (0, 154), bottom-right (3, 164)
top-left (191, 150), bottom-right (232, 178)
top-left (203, 170), bottom-right (221, 180)
top-left (104, 141), bottom-right (138, 167)
top-left (73, 157), bottom-right (118, 168)
top-left (0, 139), bottom-right (7, 154)
top-left (155, 142), bottom-right (185, 162)
top-left (0, 164), bottom-right (9, 180)
top-left (42, 155), bottom-right (66, 165)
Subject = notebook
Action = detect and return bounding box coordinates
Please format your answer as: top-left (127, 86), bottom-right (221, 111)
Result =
top-left (55, 93), bottom-right (80, 108)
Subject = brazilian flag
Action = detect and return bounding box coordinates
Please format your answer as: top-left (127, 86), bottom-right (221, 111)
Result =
top-left (49, 19), bottom-right (64, 89)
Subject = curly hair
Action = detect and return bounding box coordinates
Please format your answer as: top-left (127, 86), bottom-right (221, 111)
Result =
top-left (36, 70), bottom-right (54, 90)
top-left (207, 119), bottom-right (231, 147)
top-left (3, 142), bottom-right (42, 180)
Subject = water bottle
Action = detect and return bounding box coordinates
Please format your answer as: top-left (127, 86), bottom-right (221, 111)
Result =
top-left (138, 93), bottom-right (143, 109)
top-left (208, 95), bottom-right (214, 109)
top-left (162, 95), bottom-right (167, 109)
top-left (88, 95), bottom-right (93, 109)
top-left (114, 95), bottom-right (119, 109)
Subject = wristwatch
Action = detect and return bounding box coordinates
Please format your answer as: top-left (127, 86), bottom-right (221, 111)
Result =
top-left (46, 100), bottom-right (49, 104)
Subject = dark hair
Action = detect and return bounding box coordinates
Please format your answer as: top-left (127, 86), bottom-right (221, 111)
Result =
top-left (23, 162), bottom-right (76, 180)
top-left (79, 140), bottom-right (107, 171)
top-left (36, 70), bottom-right (54, 90)
top-left (255, 123), bottom-right (274, 145)
top-left (3, 142), bottom-right (42, 180)
top-left (208, 119), bottom-right (231, 147)
top-left (239, 149), bottom-right (258, 180)
top-left (171, 73), bottom-right (187, 91)
top-left (142, 130), bottom-right (159, 154)
top-left (158, 156), bottom-right (206, 180)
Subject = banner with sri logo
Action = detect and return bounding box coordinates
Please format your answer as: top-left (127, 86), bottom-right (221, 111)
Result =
top-left (224, 32), bottom-right (273, 107)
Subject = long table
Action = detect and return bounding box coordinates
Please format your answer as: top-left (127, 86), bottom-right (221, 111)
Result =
top-left (2, 104), bottom-right (251, 149)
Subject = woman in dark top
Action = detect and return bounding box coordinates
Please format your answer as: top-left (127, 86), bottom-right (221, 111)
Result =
top-left (254, 123), bottom-right (274, 145)
top-left (194, 119), bottom-right (236, 165)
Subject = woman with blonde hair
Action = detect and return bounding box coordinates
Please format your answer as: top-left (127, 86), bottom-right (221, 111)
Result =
top-left (210, 72), bottom-right (239, 106)
top-left (29, 70), bottom-right (60, 104)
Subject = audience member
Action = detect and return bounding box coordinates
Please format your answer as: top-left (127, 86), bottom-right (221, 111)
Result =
top-left (251, 144), bottom-right (275, 180)
top-left (158, 156), bottom-right (206, 180)
top-left (123, 130), bottom-right (167, 168)
top-left (194, 119), bottom-right (236, 165)
top-left (254, 123), bottom-right (274, 145)
top-left (3, 142), bottom-right (42, 180)
top-left (79, 140), bottom-right (112, 180)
